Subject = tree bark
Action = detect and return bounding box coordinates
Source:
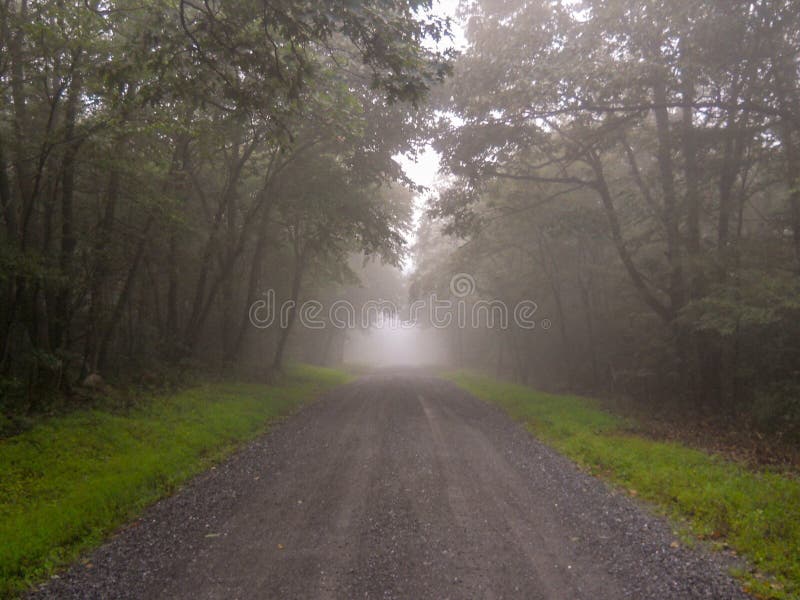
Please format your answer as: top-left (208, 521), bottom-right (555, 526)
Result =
top-left (226, 209), bottom-right (272, 363)
top-left (271, 248), bottom-right (305, 373)
top-left (680, 67), bottom-right (701, 292)
top-left (83, 157), bottom-right (122, 375)
top-left (577, 236), bottom-right (599, 389)
top-left (97, 217), bottom-right (154, 371)
top-left (652, 77), bottom-right (685, 313)
top-left (53, 60), bottom-right (83, 351)
top-left (537, 233), bottom-right (573, 386)
top-left (590, 156), bottom-right (672, 323)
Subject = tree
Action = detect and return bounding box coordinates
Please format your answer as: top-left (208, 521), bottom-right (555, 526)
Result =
top-left (0, 0), bottom-right (451, 409)
top-left (427, 0), bottom-right (800, 417)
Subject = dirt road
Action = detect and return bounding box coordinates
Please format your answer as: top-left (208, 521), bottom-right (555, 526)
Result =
top-left (32, 374), bottom-right (749, 599)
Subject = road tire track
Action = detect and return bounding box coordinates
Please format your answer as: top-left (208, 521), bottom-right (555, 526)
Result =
top-left (30, 374), bottom-right (750, 600)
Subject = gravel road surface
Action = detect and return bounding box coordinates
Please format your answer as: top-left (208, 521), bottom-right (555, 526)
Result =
top-left (30, 374), bottom-right (750, 599)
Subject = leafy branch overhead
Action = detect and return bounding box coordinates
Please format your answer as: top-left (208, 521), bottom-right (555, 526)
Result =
top-left (0, 0), bottom-right (450, 387)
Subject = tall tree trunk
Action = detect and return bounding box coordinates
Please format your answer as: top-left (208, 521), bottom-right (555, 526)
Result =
top-left (83, 159), bottom-right (121, 375)
top-left (183, 148), bottom-right (278, 354)
top-left (271, 249), bottom-right (305, 373)
top-left (577, 237), bottom-right (599, 389)
top-left (538, 234), bottom-right (573, 386)
top-left (653, 77), bottom-right (696, 402)
top-left (227, 215), bottom-right (270, 363)
top-left (0, 133), bottom-right (17, 358)
top-left (166, 232), bottom-right (179, 348)
top-left (681, 66), bottom-right (702, 296)
top-left (4, 0), bottom-right (31, 363)
top-left (165, 134), bottom-right (191, 357)
top-left (97, 217), bottom-right (154, 371)
top-left (8, 0), bottom-right (32, 215)
top-left (183, 144), bottom-right (250, 352)
top-left (774, 53), bottom-right (800, 275)
top-left (783, 125), bottom-right (800, 275)
top-left (590, 156), bottom-right (672, 323)
top-left (220, 138), bottom-right (241, 364)
top-left (53, 62), bottom-right (83, 351)
top-left (652, 77), bottom-right (685, 314)
top-left (0, 133), bottom-right (16, 241)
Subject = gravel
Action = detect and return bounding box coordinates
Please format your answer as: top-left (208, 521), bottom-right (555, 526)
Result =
top-left (29, 374), bottom-right (752, 599)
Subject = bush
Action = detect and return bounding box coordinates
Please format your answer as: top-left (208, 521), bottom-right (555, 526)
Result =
top-left (751, 384), bottom-right (800, 444)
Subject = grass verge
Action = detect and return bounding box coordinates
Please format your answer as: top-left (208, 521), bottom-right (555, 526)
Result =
top-left (0, 364), bottom-right (350, 597)
top-left (444, 371), bottom-right (800, 600)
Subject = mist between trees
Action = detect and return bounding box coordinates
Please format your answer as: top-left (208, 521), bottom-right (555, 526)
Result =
top-left (2, 0), bottom-right (800, 442)
top-left (246, 274), bottom-right (550, 331)
top-left (0, 0), bottom-right (452, 414)
top-left (412, 0), bottom-right (800, 439)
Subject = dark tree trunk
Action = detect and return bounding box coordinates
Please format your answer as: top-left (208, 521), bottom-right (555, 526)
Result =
top-left (183, 141), bottom-right (253, 352)
top-left (166, 232), bottom-right (179, 346)
top-left (53, 65), bottom-right (83, 351)
top-left (227, 216), bottom-right (271, 363)
top-left (783, 127), bottom-right (800, 275)
top-left (652, 77), bottom-right (685, 314)
top-left (538, 234), bottom-right (573, 386)
top-left (83, 162), bottom-right (121, 375)
top-left (577, 238), bottom-right (598, 389)
top-left (590, 157), bottom-right (672, 323)
top-left (0, 135), bottom-right (14, 358)
top-left (271, 251), bottom-right (305, 373)
top-left (97, 217), bottom-right (154, 372)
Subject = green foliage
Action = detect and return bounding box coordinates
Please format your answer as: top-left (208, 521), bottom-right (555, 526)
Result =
top-left (0, 364), bottom-right (350, 597)
top-left (0, 246), bottom-right (62, 286)
top-left (751, 384), bottom-right (800, 444)
top-left (446, 371), bottom-right (800, 600)
top-left (680, 271), bottom-right (800, 337)
top-left (0, 0), bottom-right (449, 397)
top-left (426, 0), bottom-right (800, 410)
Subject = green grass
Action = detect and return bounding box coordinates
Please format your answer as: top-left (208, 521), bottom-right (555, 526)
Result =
top-left (444, 370), bottom-right (800, 600)
top-left (0, 364), bottom-right (350, 597)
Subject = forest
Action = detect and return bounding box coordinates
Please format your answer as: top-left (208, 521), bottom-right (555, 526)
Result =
top-left (1, 0), bottom-right (799, 438)
top-left (3, 0), bottom-right (800, 599)
top-left (2, 0), bottom-right (800, 440)
top-left (414, 0), bottom-right (800, 443)
top-left (0, 0), bottom-right (450, 416)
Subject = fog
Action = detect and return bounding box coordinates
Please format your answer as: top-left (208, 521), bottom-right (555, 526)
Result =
top-left (4, 0), bottom-right (800, 592)
top-left (343, 324), bottom-right (450, 368)
top-left (3, 0), bottom-right (800, 443)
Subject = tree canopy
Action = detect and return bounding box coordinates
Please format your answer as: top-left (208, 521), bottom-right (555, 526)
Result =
top-left (0, 0), bottom-right (451, 408)
top-left (418, 0), bottom-right (800, 429)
